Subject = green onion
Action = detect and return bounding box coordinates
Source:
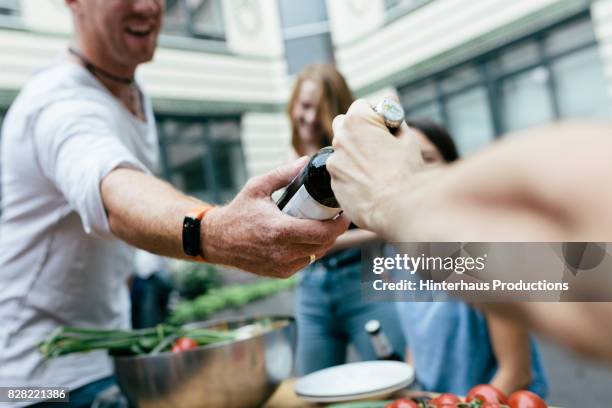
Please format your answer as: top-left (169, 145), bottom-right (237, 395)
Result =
top-left (39, 324), bottom-right (237, 358)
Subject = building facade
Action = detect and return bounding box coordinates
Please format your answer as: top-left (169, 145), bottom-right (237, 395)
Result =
top-left (328, 0), bottom-right (611, 155)
top-left (0, 0), bottom-right (292, 205)
top-left (1, 0), bottom-right (610, 205)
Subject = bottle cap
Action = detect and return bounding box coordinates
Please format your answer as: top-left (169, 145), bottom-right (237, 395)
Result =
top-left (365, 319), bottom-right (381, 334)
top-left (372, 98), bottom-right (405, 130)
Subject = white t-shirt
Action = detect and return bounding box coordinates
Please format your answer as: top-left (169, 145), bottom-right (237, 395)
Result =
top-left (134, 249), bottom-right (168, 279)
top-left (0, 57), bottom-right (159, 397)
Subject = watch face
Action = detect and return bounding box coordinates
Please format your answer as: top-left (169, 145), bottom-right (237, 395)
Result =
top-left (375, 98), bottom-right (405, 125)
top-left (182, 215), bottom-right (202, 257)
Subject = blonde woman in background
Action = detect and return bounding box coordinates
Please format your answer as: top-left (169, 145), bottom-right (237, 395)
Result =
top-left (286, 64), bottom-right (405, 374)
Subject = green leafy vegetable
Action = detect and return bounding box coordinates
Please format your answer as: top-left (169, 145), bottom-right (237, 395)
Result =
top-left (169, 276), bottom-right (297, 325)
top-left (39, 324), bottom-right (235, 358)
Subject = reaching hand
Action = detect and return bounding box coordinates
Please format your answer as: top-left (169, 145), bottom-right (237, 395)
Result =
top-left (201, 157), bottom-right (350, 278)
top-left (327, 99), bottom-right (423, 233)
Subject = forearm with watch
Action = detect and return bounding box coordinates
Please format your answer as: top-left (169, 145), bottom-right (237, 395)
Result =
top-left (101, 168), bottom-right (215, 261)
top-left (101, 162), bottom-right (350, 277)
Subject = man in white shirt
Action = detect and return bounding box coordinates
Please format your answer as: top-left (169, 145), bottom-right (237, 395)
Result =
top-left (0, 0), bottom-right (348, 405)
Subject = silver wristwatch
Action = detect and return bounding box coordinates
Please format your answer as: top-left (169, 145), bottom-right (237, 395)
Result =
top-left (372, 98), bottom-right (405, 131)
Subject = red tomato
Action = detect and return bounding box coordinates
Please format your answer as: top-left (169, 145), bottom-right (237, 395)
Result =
top-left (481, 403), bottom-right (504, 408)
top-left (171, 337), bottom-right (198, 353)
top-left (466, 384), bottom-right (508, 404)
top-left (384, 398), bottom-right (418, 408)
top-left (429, 393), bottom-right (461, 407)
top-left (508, 390), bottom-right (548, 408)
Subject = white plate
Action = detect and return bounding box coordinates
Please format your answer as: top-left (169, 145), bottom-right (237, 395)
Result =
top-left (294, 361), bottom-right (415, 403)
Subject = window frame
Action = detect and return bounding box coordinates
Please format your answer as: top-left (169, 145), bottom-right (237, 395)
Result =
top-left (164, 0), bottom-right (226, 42)
top-left (398, 11), bottom-right (600, 141)
top-left (156, 113), bottom-right (246, 204)
top-left (0, 0), bottom-right (19, 16)
top-left (279, 0), bottom-right (334, 75)
top-left (0, 0), bottom-right (20, 29)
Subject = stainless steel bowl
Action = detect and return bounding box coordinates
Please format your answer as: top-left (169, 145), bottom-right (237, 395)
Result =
top-left (113, 316), bottom-right (296, 408)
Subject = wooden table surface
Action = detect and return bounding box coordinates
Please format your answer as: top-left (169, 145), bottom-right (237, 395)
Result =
top-left (265, 379), bottom-right (430, 407)
top-left (264, 379), bottom-right (302, 407)
top-left (264, 379), bottom-right (560, 408)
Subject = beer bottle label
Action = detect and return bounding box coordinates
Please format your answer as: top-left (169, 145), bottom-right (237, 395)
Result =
top-left (282, 185), bottom-right (341, 220)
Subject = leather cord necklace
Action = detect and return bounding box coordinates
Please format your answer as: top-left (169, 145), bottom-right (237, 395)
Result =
top-left (68, 47), bottom-right (143, 119)
top-left (68, 47), bottom-right (134, 85)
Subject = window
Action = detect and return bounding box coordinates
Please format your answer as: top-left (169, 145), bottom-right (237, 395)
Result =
top-left (0, 0), bottom-right (19, 16)
top-left (278, 0), bottom-right (334, 75)
top-left (407, 102), bottom-right (443, 124)
top-left (446, 87), bottom-right (495, 155)
top-left (545, 18), bottom-right (596, 56)
top-left (397, 14), bottom-right (609, 156)
top-left (487, 41), bottom-right (541, 77)
top-left (402, 81), bottom-right (444, 127)
top-left (283, 34), bottom-right (335, 76)
top-left (401, 81), bottom-right (437, 108)
top-left (552, 47), bottom-right (610, 120)
top-left (164, 0), bottom-right (225, 41)
top-left (440, 65), bottom-right (481, 94)
top-left (499, 66), bottom-right (555, 132)
top-left (157, 115), bottom-right (246, 204)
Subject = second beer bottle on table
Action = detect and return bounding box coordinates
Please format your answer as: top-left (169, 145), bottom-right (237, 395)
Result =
top-left (276, 147), bottom-right (340, 220)
top-left (365, 319), bottom-right (403, 362)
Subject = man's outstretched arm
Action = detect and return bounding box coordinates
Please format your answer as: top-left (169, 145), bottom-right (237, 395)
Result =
top-left (101, 157), bottom-right (350, 278)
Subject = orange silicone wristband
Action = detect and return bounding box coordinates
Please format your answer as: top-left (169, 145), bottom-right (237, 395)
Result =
top-left (186, 205), bottom-right (214, 263)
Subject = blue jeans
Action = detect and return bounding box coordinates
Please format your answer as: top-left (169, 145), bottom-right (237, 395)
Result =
top-left (296, 253), bottom-right (406, 375)
top-left (130, 271), bottom-right (172, 329)
top-left (28, 377), bottom-right (117, 408)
